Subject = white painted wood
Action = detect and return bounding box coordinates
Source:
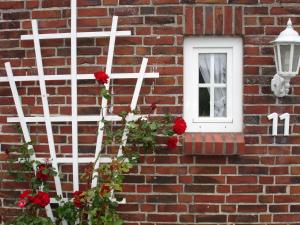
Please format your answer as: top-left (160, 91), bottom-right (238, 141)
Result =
top-left (198, 83), bottom-right (226, 88)
top-left (0, 72), bottom-right (158, 83)
top-left (103, 16), bottom-right (118, 118)
top-left (7, 114), bottom-right (143, 123)
top-left (210, 54), bottom-right (214, 117)
top-left (0, 72), bottom-right (159, 83)
top-left (35, 157), bottom-right (112, 164)
top-left (71, 0), bottom-right (79, 192)
top-left (5, 62), bottom-right (55, 221)
top-left (92, 16), bottom-right (118, 188)
top-left (4, 1), bottom-right (160, 219)
top-left (117, 58), bottom-right (148, 157)
top-left (5, 62), bottom-right (36, 163)
top-left (184, 37), bottom-right (242, 132)
top-left (21, 31), bottom-right (131, 40)
top-left (31, 20), bottom-right (63, 198)
top-left (130, 58), bottom-right (148, 111)
top-left (50, 197), bottom-right (125, 204)
top-left (279, 113), bottom-right (290, 136)
top-left (268, 112), bottom-right (279, 136)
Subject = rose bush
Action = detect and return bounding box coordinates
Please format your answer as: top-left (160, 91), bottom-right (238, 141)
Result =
top-left (5, 70), bottom-right (186, 225)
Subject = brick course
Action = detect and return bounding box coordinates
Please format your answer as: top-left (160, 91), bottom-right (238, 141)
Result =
top-left (1, 0), bottom-right (300, 224)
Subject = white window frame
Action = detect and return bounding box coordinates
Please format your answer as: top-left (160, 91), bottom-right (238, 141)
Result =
top-left (184, 37), bottom-right (243, 132)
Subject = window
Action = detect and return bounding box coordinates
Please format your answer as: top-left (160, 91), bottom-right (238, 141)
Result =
top-left (184, 37), bottom-right (243, 132)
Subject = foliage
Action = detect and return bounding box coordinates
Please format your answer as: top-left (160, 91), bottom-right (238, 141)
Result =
top-left (5, 215), bottom-right (53, 225)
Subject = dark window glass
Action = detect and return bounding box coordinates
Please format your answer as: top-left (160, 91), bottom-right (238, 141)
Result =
top-left (199, 88), bottom-right (210, 117)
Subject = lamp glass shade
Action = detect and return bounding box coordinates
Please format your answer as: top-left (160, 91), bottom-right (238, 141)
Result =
top-left (280, 44), bottom-right (291, 73)
top-left (274, 46), bottom-right (279, 72)
top-left (292, 44), bottom-right (300, 73)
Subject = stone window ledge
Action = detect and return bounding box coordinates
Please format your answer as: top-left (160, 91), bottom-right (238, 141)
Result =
top-left (183, 133), bottom-right (245, 155)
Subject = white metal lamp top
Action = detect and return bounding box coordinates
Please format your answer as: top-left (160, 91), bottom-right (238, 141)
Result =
top-left (272, 18), bottom-right (300, 43)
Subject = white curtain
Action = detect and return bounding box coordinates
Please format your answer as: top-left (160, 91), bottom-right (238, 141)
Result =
top-left (198, 54), bottom-right (226, 117)
top-left (198, 54), bottom-right (210, 84)
top-left (214, 54), bottom-right (226, 117)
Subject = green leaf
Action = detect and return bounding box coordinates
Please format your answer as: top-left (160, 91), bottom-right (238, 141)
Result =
top-left (100, 87), bottom-right (111, 100)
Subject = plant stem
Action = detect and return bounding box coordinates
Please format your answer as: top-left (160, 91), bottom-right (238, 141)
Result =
top-left (79, 209), bottom-right (84, 225)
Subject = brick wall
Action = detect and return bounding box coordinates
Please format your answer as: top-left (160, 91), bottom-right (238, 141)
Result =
top-left (1, 0), bottom-right (300, 224)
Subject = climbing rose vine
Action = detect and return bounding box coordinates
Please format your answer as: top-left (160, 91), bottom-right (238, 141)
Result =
top-left (5, 70), bottom-right (186, 225)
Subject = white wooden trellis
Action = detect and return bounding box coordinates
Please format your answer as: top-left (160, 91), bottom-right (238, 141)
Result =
top-left (0, 0), bottom-right (159, 222)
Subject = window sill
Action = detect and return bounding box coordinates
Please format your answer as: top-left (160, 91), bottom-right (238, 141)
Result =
top-left (183, 133), bottom-right (245, 155)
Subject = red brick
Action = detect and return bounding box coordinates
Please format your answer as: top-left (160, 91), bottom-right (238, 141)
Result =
top-left (196, 215), bottom-right (226, 223)
top-left (157, 6), bottom-right (183, 15)
top-left (215, 6), bottom-right (223, 35)
top-left (195, 6), bottom-right (203, 34)
top-left (291, 187), bottom-right (300, 194)
top-left (153, 0), bottom-right (180, 4)
top-left (227, 195), bottom-right (257, 203)
top-left (222, 205), bottom-right (236, 213)
top-left (224, 6), bottom-right (233, 35)
top-left (229, 0), bottom-right (258, 3)
top-left (32, 10), bottom-right (61, 19)
top-left (245, 16), bottom-right (257, 26)
top-left (42, 0), bottom-right (69, 8)
top-left (228, 176), bottom-right (257, 184)
top-left (245, 7), bottom-right (268, 15)
top-left (274, 214), bottom-right (300, 222)
top-left (184, 7), bottom-right (193, 35)
top-left (189, 204), bottom-right (219, 213)
top-left (158, 204), bottom-right (187, 212)
top-left (0, 1), bottom-right (24, 9)
top-left (234, 6), bottom-right (243, 35)
top-left (194, 195), bottom-right (225, 203)
top-left (145, 16), bottom-right (175, 25)
top-left (144, 36), bottom-right (174, 45)
top-left (238, 204), bottom-right (267, 212)
top-left (271, 7), bottom-right (300, 15)
top-left (259, 17), bottom-right (275, 25)
top-left (204, 7), bottom-right (213, 35)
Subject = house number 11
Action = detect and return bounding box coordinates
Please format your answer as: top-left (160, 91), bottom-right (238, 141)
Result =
top-left (267, 113), bottom-right (290, 136)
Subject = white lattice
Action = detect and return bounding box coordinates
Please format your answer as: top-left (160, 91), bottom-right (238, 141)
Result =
top-left (0, 0), bottom-right (158, 222)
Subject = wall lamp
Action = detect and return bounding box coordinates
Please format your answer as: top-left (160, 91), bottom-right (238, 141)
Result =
top-left (271, 18), bottom-right (300, 97)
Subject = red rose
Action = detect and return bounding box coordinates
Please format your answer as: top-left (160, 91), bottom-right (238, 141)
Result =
top-left (167, 136), bottom-right (178, 149)
top-left (31, 191), bottom-right (50, 207)
top-left (73, 191), bottom-right (84, 208)
top-left (4, 148), bottom-right (9, 155)
top-left (36, 164), bottom-right (49, 181)
top-left (17, 199), bottom-right (27, 208)
top-left (172, 117), bottom-right (187, 135)
top-left (99, 184), bottom-right (110, 197)
top-left (150, 103), bottom-right (157, 112)
top-left (94, 70), bottom-right (109, 84)
top-left (19, 190), bottom-right (32, 199)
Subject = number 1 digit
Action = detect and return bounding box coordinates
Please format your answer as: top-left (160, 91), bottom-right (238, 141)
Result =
top-left (279, 113), bottom-right (290, 136)
top-left (268, 112), bottom-right (278, 136)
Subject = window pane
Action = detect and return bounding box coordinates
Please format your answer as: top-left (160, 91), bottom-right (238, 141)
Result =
top-left (214, 53), bottom-right (227, 84)
top-left (199, 88), bottom-right (210, 117)
top-left (292, 45), bottom-right (300, 72)
top-left (198, 53), bottom-right (211, 84)
top-left (214, 88), bottom-right (226, 117)
top-left (280, 44), bottom-right (291, 72)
